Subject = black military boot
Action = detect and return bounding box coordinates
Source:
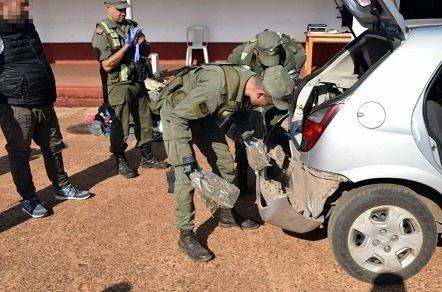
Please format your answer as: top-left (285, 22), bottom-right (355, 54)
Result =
top-left (139, 143), bottom-right (169, 169)
top-left (218, 208), bottom-right (260, 230)
top-left (114, 153), bottom-right (137, 178)
top-left (178, 229), bottom-right (213, 262)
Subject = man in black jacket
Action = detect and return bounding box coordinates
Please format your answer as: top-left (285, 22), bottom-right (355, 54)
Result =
top-left (0, 0), bottom-right (90, 218)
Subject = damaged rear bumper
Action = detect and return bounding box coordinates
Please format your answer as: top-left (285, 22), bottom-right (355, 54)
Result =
top-left (255, 146), bottom-right (348, 233)
top-left (256, 187), bottom-right (324, 233)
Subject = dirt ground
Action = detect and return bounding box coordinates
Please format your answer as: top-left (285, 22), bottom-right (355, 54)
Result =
top-left (0, 107), bottom-right (441, 292)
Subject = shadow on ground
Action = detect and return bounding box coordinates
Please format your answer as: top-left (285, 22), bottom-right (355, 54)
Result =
top-left (193, 193), bottom-right (263, 259)
top-left (0, 148), bottom-right (140, 233)
top-left (370, 273), bottom-right (406, 292)
top-left (65, 123), bottom-right (92, 135)
top-left (195, 210), bottom-right (219, 259)
top-left (0, 148), bottom-right (41, 176)
top-left (102, 281), bottom-right (132, 292)
top-left (282, 227), bottom-right (328, 241)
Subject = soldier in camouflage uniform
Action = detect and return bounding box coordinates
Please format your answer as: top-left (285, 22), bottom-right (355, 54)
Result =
top-left (160, 64), bottom-right (294, 262)
top-left (228, 30), bottom-right (306, 195)
top-left (227, 29), bottom-right (306, 79)
top-left (92, 0), bottom-right (167, 178)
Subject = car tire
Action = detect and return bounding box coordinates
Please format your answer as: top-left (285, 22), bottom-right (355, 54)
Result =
top-left (328, 184), bottom-right (437, 283)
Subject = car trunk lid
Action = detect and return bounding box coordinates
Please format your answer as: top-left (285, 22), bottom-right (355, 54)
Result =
top-left (340, 0), bottom-right (406, 39)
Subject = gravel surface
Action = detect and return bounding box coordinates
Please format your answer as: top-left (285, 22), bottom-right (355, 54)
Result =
top-left (0, 107), bottom-right (441, 291)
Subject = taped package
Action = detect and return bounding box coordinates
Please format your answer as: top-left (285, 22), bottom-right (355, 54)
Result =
top-left (245, 138), bottom-right (271, 171)
top-left (190, 170), bottom-right (240, 213)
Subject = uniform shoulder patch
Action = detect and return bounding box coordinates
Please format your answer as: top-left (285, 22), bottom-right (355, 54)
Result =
top-left (95, 25), bottom-right (104, 35)
top-left (192, 99), bottom-right (210, 118)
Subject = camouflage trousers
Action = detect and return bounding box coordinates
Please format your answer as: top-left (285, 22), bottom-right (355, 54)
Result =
top-left (107, 82), bottom-right (153, 153)
top-left (163, 116), bottom-right (234, 230)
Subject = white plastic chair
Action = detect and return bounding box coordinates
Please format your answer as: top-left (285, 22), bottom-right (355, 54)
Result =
top-left (186, 25), bottom-right (209, 66)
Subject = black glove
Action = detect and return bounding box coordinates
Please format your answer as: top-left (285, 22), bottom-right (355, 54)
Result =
top-left (182, 155), bottom-right (198, 179)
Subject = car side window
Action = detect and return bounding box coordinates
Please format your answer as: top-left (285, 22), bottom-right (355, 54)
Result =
top-left (425, 65), bottom-right (442, 164)
top-left (427, 68), bottom-right (442, 104)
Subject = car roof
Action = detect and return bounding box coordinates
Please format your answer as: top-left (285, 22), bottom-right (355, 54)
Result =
top-left (406, 19), bottom-right (442, 28)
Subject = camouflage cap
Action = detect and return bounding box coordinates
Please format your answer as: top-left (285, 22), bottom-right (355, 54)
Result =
top-left (256, 30), bottom-right (283, 67)
top-left (104, 0), bottom-right (130, 9)
top-left (261, 65), bottom-right (295, 111)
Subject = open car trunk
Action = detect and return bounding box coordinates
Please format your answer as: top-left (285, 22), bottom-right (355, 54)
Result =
top-left (291, 0), bottom-right (407, 130)
top-left (290, 31), bottom-right (394, 141)
top-left (256, 1), bottom-right (411, 233)
top-left (256, 31), bottom-right (398, 233)
top-left (340, 0), bottom-right (406, 39)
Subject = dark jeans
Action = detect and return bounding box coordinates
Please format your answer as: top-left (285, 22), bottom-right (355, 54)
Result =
top-left (0, 104), bottom-right (69, 200)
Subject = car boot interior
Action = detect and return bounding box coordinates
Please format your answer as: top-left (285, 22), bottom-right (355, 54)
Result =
top-left (293, 32), bottom-right (393, 123)
top-left (257, 32), bottom-right (405, 216)
top-left (265, 33), bottom-right (394, 190)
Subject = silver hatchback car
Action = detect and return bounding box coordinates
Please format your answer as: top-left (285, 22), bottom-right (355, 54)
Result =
top-left (256, 0), bottom-right (442, 283)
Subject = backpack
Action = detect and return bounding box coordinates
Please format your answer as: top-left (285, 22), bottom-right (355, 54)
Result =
top-left (89, 103), bottom-right (113, 136)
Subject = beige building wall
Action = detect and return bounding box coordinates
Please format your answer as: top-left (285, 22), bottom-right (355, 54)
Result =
top-left (30, 0), bottom-right (343, 43)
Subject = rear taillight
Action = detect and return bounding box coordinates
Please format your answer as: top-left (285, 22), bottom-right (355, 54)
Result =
top-left (301, 104), bottom-right (342, 151)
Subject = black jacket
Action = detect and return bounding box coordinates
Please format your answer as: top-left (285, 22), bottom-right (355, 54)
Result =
top-left (0, 22), bottom-right (56, 106)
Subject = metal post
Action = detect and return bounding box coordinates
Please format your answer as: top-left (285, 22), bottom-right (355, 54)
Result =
top-left (126, 0), bottom-right (133, 20)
